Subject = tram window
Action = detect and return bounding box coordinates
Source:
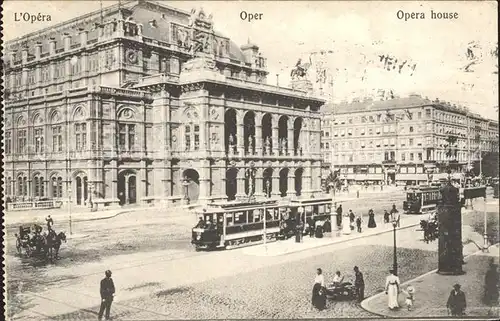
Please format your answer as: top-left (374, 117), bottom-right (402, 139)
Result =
top-left (306, 206), bottom-right (313, 214)
top-left (248, 211), bottom-right (254, 223)
top-left (226, 214), bottom-right (234, 226)
top-left (234, 212), bottom-right (245, 224)
top-left (326, 204), bottom-right (332, 214)
top-left (273, 209), bottom-right (280, 220)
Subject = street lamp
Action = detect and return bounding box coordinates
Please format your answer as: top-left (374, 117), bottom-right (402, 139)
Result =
top-left (392, 218), bottom-right (398, 275)
top-left (68, 187), bottom-right (73, 235)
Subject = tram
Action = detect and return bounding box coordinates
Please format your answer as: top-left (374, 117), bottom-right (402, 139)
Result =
top-left (403, 186), bottom-right (441, 214)
top-left (191, 197), bottom-right (333, 250)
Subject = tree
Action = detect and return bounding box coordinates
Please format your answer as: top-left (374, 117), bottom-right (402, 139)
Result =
top-left (473, 151), bottom-right (499, 177)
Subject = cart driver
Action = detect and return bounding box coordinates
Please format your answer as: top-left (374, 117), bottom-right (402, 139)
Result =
top-left (332, 270), bottom-right (344, 287)
top-left (195, 217), bottom-right (206, 229)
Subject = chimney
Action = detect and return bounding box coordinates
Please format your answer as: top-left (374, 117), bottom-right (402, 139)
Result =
top-left (35, 42), bottom-right (42, 60)
top-left (21, 47), bottom-right (29, 64)
top-left (63, 33), bottom-right (71, 51)
top-left (79, 28), bottom-right (88, 46)
top-left (9, 51), bottom-right (17, 67)
top-left (49, 38), bottom-right (56, 55)
top-left (241, 41), bottom-right (259, 65)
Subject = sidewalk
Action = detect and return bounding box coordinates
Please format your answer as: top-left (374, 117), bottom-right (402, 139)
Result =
top-left (361, 243), bottom-right (500, 318)
top-left (4, 203), bottom-right (197, 227)
top-left (242, 214), bottom-right (425, 257)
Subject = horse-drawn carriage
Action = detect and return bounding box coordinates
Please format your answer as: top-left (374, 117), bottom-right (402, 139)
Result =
top-left (14, 223), bottom-right (67, 260)
top-left (419, 213), bottom-right (439, 243)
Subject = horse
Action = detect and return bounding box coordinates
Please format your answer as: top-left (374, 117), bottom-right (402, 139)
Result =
top-left (43, 231), bottom-right (67, 261)
top-left (420, 220), bottom-right (438, 243)
top-left (290, 61), bottom-right (311, 80)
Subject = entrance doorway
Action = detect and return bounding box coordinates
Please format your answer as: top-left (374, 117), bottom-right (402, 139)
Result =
top-left (388, 172), bottom-right (396, 185)
top-left (183, 169), bottom-right (200, 202)
top-left (118, 170), bottom-right (137, 205)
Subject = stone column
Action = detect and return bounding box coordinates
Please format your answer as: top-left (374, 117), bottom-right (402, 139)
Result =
top-left (302, 160), bottom-right (313, 197)
top-left (254, 167), bottom-right (264, 198)
top-left (236, 167), bottom-right (246, 199)
top-left (255, 124), bottom-right (263, 156)
top-left (21, 48), bottom-right (28, 64)
top-left (35, 42), bottom-right (42, 60)
top-left (79, 29), bottom-right (88, 46)
top-left (237, 112), bottom-right (245, 156)
top-left (198, 160), bottom-right (211, 204)
top-left (286, 124), bottom-right (294, 156)
top-left (271, 171), bottom-right (280, 197)
top-left (63, 33), bottom-right (71, 51)
top-left (272, 126), bottom-right (279, 156)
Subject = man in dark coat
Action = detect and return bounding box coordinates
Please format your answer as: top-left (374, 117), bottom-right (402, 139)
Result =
top-left (336, 204), bottom-right (343, 228)
top-left (45, 215), bottom-right (54, 231)
top-left (99, 270), bottom-right (115, 320)
top-left (447, 283), bottom-right (466, 317)
top-left (354, 266), bottom-right (365, 302)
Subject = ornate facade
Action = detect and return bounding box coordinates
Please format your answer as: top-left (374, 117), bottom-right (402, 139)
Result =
top-left (3, 0), bottom-right (325, 209)
top-left (320, 95), bottom-right (499, 185)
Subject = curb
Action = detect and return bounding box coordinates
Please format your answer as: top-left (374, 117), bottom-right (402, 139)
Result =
top-left (244, 221), bottom-right (422, 257)
top-left (360, 243), bottom-right (500, 317)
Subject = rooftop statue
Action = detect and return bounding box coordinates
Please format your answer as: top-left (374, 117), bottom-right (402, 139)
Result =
top-left (290, 58), bottom-right (311, 81)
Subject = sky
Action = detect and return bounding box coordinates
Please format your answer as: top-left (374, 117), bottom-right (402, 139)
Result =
top-left (4, 0), bottom-right (498, 119)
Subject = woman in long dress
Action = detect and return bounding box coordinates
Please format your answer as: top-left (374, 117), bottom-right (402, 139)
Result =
top-left (385, 269), bottom-right (400, 309)
top-left (368, 209), bottom-right (377, 228)
top-left (311, 268), bottom-right (327, 311)
top-left (342, 213), bottom-right (351, 235)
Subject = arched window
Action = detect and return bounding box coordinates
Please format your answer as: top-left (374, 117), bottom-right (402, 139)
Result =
top-left (51, 175), bottom-right (63, 198)
top-left (17, 175), bottom-right (28, 197)
top-left (34, 174), bottom-right (45, 198)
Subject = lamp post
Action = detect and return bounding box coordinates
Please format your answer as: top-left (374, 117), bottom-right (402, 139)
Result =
top-left (392, 218), bottom-right (398, 275)
top-left (68, 187), bottom-right (73, 235)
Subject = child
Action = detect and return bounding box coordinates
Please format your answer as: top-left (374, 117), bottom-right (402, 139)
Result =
top-left (404, 284), bottom-right (415, 311)
top-left (356, 216), bottom-right (362, 233)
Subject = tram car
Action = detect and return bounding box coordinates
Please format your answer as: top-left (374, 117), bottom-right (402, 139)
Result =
top-left (403, 186), bottom-right (441, 214)
top-left (191, 197), bottom-right (333, 250)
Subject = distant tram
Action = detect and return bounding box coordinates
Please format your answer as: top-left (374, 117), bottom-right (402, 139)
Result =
top-left (191, 197), bottom-right (333, 250)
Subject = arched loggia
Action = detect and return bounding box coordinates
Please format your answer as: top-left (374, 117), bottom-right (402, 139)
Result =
top-left (224, 109), bottom-right (237, 154)
top-left (263, 168), bottom-right (273, 197)
top-left (278, 116), bottom-right (288, 156)
top-left (262, 113), bottom-right (273, 156)
top-left (279, 168), bottom-right (289, 197)
top-left (294, 117), bottom-right (303, 156)
top-left (226, 168), bottom-right (238, 201)
top-left (243, 111), bottom-right (256, 155)
top-left (295, 168), bottom-right (303, 196)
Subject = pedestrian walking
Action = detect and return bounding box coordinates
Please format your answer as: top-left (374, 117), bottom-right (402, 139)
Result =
top-left (45, 215), bottom-right (54, 231)
top-left (447, 284), bottom-right (466, 317)
top-left (385, 269), bottom-right (400, 310)
top-left (356, 216), bottom-right (362, 233)
top-left (343, 212), bottom-right (351, 235)
top-left (311, 268), bottom-right (326, 311)
top-left (307, 217), bottom-right (315, 238)
top-left (483, 259), bottom-right (499, 310)
top-left (349, 210), bottom-right (355, 231)
top-left (98, 270), bottom-right (115, 320)
top-left (383, 210), bottom-right (390, 224)
top-left (367, 209), bottom-right (377, 228)
top-left (403, 284), bottom-right (415, 311)
top-left (354, 266), bottom-right (365, 302)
